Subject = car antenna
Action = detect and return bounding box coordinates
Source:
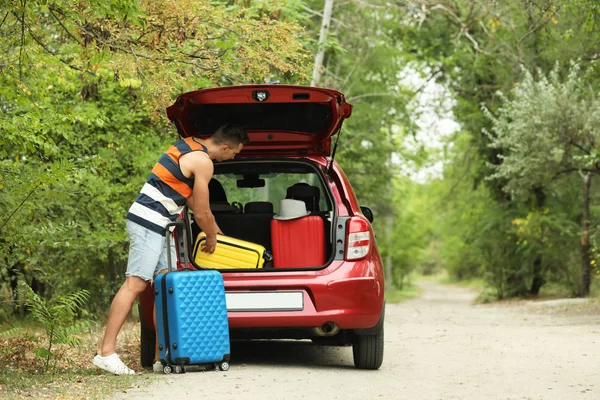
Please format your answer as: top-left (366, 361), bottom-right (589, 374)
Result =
top-left (325, 127), bottom-right (342, 180)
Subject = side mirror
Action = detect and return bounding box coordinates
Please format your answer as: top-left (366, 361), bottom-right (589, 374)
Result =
top-left (360, 206), bottom-right (374, 223)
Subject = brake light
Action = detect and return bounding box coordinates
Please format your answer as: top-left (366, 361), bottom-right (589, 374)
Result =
top-left (345, 217), bottom-right (371, 260)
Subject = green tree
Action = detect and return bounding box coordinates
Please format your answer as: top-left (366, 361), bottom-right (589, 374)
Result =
top-left (390, 0), bottom-right (600, 296)
top-left (486, 63), bottom-right (600, 296)
top-left (0, 0), bottom-right (310, 312)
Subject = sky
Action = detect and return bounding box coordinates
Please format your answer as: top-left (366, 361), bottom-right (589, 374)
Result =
top-left (395, 64), bottom-right (460, 183)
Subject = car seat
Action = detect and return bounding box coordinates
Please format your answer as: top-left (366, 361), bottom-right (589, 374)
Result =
top-left (285, 182), bottom-right (320, 212)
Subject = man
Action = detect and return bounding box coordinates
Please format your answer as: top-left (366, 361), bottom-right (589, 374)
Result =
top-left (93, 123), bottom-right (249, 375)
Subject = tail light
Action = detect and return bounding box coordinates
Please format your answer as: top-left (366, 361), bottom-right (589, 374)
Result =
top-left (345, 216), bottom-right (371, 261)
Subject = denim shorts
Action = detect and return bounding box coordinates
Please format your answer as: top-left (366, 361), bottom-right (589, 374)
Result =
top-left (125, 220), bottom-right (176, 281)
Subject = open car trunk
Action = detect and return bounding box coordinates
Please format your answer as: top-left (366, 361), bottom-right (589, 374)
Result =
top-left (187, 159), bottom-right (335, 271)
top-left (167, 85), bottom-right (353, 157)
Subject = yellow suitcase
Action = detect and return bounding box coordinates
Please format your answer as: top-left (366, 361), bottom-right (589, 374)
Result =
top-left (193, 232), bottom-right (266, 269)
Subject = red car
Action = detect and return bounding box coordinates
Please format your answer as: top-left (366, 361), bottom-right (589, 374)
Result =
top-left (138, 85), bottom-right (385, 370)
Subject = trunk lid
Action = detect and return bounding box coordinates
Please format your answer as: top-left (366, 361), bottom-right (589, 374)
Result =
top-left (166, 85), bottom-right (353, 156)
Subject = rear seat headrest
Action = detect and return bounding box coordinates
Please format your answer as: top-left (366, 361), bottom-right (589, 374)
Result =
top-left (286, 183), bottom-right (320, 212)
top-left (209, 178), bottom-right (228, 204)
top-left (244, 201), bottom-right (274, 214)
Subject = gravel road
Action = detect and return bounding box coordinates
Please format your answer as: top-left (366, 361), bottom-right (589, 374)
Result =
top-left (109, 282), bottom-right (600, 400)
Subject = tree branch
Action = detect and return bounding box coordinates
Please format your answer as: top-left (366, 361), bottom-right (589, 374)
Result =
top-left (79, 26), bottom-right (215, 69)
top-left (48, 5), bottom-right (83, 46)
top-left (347, 68), bottom-right (443, 103)
top-left (0, 12), bottom-right (9, 30)
top-left (19, 0), bottom-right (26, 80)
top-left (551, 168), bottom-right (600, 181)
top-left (569, 140), bottom-right (591, 154)
top-left (22, 19), bottom-right (83, 72)
top-left (346, 92), bottom-right (399, 102)
top-left (301, 5), bottom-right (346, 27)
top-left (0, 179), bottom-right (45, 233)
top-left (518, 3), bottom-right (559, 45)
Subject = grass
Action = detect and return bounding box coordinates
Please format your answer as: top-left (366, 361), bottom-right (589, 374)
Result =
top-left (415, 270), bottom-right (486, 290)
top-left (0, 370), bottom-right (144, 400)
top-left (385, 282), bottom-right (423, 304)
top-left (0, 319), bottom-right (156, 400)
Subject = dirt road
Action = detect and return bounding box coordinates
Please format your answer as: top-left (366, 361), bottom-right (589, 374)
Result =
top-left (109, 282), bottom-right (600, 400)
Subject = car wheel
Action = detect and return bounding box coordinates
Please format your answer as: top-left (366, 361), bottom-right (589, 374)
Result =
top-left (352, 325), bottom-right (384, 370)
top-left (140, 307), bottom-right (156, 368)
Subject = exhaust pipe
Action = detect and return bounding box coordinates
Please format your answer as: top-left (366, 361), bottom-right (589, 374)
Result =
top-left (312, 321), bottom-right (340, 337)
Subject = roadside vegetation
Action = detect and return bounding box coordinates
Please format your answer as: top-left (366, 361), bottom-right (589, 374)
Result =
top-left (0, 319), bottom-right (144, 399)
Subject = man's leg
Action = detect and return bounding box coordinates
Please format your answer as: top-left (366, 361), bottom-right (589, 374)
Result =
top-left (94, 221), bottom-right (165, 375)
top-left (93, 276), bottom-right (148, 375)
top-left (99, 276), bottom-right (148, 356)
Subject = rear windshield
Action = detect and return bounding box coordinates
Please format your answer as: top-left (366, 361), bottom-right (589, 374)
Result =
top-left (212, 163), bottom-right (330, 213)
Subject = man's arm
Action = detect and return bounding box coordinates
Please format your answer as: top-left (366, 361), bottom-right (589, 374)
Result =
top-left (186, 189), bottom-right (223, 235)
top-left (182, 152), bottom-right (218, 253)
top-left (186, 196), bottom-right (194, 209)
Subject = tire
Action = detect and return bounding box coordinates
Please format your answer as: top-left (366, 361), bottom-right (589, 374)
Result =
top-left (140, 317), bottom-right (156, 369)
top-left (352, 325), bottom-right (384, 370)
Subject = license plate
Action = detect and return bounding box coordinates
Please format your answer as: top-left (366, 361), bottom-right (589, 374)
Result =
top-left (225, 291), bottom-right (304, 311)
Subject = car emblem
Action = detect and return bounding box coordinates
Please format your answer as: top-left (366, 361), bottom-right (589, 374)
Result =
top-left (252, 90), bottom-right (270, 102)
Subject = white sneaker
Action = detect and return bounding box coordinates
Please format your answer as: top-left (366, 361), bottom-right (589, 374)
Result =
top-left (153, 361), bottom-right (164, 374)
top-left (93, 354), bottom-right (135, 375)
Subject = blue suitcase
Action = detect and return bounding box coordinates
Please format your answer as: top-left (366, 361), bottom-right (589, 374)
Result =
top-left (154, 221), bottom-right (231, 374)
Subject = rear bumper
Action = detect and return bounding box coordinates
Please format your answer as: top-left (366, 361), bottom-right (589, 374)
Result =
top-left (224, 267), bottom-right (384, 330)
top-left (139, 260), bottom-right (385, 332)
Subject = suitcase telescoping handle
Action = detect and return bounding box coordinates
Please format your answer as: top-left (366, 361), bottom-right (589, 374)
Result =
top-left (165, 220), bottom-right (190, 272)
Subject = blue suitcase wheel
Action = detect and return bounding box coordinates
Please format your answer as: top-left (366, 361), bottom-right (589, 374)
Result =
top-left (163, 365), bottom-right (172, 374)
top-left (174, 365), bottom-right (184, 374)
top-left (219, 361), bottom-right (230, 371)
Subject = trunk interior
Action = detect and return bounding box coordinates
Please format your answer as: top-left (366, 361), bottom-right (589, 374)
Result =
top-left (187, 160), bottom-right (335, 270)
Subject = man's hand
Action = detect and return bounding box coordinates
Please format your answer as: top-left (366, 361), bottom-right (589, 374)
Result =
top-left (202, 234), bottom-right (217, 253)
top-left (216, 222), bottom-right (223, 235)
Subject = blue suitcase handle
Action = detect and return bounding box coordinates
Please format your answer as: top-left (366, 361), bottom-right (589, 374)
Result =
top-left (165, 220), bottom-right (190, 271)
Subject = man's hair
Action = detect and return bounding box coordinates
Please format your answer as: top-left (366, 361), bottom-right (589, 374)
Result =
top-left (212, 123), bottom-right (249, 146)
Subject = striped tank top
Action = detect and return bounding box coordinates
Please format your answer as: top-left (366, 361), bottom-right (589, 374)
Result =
top-left (126, 137), bottom-right (208, 234)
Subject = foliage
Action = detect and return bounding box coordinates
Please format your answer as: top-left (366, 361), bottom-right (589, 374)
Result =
top-left (0, 0), bottom-right (311, 315)
top-left (485, 62), bottom-right (600, 296)
top-left (20, 281), bottom-right (91, 372)
top-left (486, 63), bottom-right (600, 195)
top-left (386, 178), bottom-right (431, 287)
top-left (2, 0), bottom-right (600, 326)
top-left (388, 0), bottom-right (600, 297)
top-left (1, 0), bottom-right (310, 118)
top-left (301, 0), bottom-right (418, 210)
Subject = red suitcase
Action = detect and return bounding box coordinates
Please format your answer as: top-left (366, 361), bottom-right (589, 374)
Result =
top-left (270, 216), bottom-right (325, 268)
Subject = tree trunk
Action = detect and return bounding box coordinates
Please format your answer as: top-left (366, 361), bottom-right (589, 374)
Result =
top-left (579, 172), bottom-right (592, 297)
top-left (530, 186), bottom-right (546, 295)
top-left (529, 257), bottom-right (545, 296)
top-left (311, 0), bottom-right (334, 87)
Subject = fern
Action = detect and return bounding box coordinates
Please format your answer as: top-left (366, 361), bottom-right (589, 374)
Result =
top-left (0, 327), bottom-right (23, 337)
top-left (20, 282), bottom-right (90, 372)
